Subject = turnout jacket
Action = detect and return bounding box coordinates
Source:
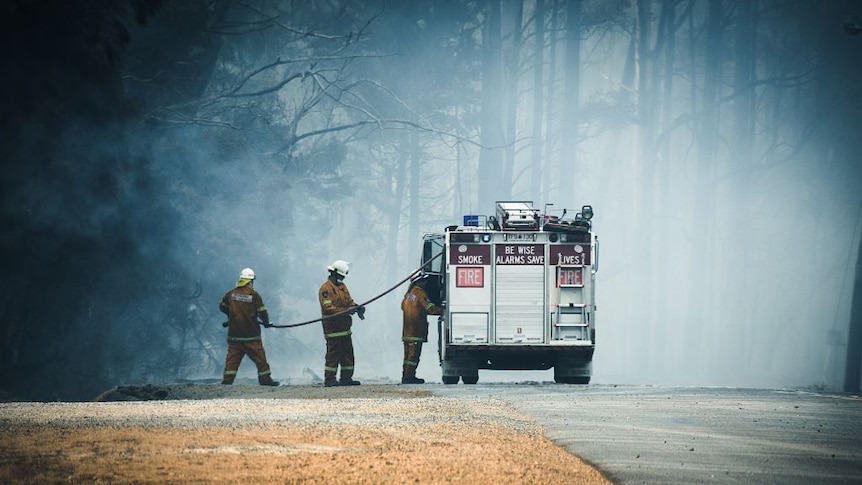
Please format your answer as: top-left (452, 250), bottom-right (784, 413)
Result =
top-left (319, 278), bottom-right (356, 339)
top-left (401, 284), bottom-right (443, 342)
top-left (220, 283), bottom-right (270, 341)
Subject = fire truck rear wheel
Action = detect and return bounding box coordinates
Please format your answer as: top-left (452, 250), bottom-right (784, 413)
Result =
top-left (442, 376), bottom-right (460, 385)
top-left (554, 376), bottom-right (591, 384)
top-left (462, 376), bottom-right (479, 385)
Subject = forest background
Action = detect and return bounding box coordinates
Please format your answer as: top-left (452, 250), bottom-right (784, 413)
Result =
top-left (1, 0), bottom-right (861, 401)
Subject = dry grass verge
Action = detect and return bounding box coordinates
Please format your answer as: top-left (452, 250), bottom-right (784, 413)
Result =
top-left (0, 384), bottom-right (611, 484)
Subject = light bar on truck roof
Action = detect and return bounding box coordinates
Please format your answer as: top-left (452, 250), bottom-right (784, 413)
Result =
top-left (463, 215), bottom-right (480, 226)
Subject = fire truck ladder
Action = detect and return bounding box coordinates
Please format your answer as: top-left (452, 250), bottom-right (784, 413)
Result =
top-left (553, 265), bottom-right (590, 341)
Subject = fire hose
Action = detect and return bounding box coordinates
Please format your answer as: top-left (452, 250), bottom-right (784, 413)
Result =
top-left (222, 252), bottom-right (442, 329)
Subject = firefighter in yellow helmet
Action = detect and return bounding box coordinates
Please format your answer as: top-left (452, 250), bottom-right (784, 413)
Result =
top-left (400, 274), bottom-right (444, 384)
top-left (318, 260), bottom-right (364, 387)
top-left (219, 267), bottom-right (278, 386)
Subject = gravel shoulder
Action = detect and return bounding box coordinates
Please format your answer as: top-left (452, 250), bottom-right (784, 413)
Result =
top-left (1, 383), bottom-right (611, 484)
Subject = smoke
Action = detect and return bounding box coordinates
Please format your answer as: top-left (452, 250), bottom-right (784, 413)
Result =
top-left (587, 128), bottom-right (861, 390)
top-left (4, 1), bottom-right (861, 400)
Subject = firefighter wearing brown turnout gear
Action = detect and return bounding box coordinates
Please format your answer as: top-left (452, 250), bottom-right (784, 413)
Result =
top-left (319, 260), bottom-right (364, 387)
top-left (401, 276), bottom-right (443, 384)
top-left (219, 268), bottom-right (278, 386)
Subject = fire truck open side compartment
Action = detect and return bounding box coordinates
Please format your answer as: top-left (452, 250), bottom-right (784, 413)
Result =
top-left (420, 201), bottom-right (598, 385)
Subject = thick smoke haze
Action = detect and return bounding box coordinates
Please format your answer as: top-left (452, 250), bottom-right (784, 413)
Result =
top-left (1, 0), bottom-right (861, 400)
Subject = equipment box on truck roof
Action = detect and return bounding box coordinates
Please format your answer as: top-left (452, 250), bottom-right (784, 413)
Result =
top-left (496, 201), bottom-right (539, 231)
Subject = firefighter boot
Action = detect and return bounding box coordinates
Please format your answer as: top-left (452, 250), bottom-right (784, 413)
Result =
top-left (402, 364), bottom-right (424, 384)
top-left (259, 379), bottom-right (280, 387)
top-left (324, 379), bottom-right (341, 387)
top-left (339, 378), bottom-right (361, 386)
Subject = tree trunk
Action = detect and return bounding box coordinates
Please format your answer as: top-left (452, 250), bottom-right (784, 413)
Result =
top-left (478, 0), bottom-right (505, 209)
top-left (685, 0), bottom-right (724, 377)
top-left (530, 0), bottom-right (546, 202)
top-left (386, 152), bottom-right (407, 292)
top-left (560, 0), bottom-right (582, 205)
top-left (408, 131), bottom-right (421, 264)
top-left (845, 230), bottom-right (862, 393)
top-left (544, 0), bottom-right (561, 201)
top-left (729, 0), bottom-right (758, 375)
top-left (633, 0), bottom-right (656, 377)
top-left (653, 0), bottom-right (678, 378)
top-left (502, 0), bottom-right (523, 200)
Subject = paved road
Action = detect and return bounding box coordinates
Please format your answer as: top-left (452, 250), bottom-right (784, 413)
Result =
top-left (431, 384), bottom-right (862, 484)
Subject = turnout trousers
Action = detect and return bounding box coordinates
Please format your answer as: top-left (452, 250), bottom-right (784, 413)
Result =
top-left (324, 336), bottom-right (355, 382)
top-left (402, 341), bottom-right (423, 378)
top-left (222, 340), bottom-right (275, 385)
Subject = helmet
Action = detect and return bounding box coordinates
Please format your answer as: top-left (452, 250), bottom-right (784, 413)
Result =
top-left (239, 267), bottom-right (256, 280)
top-left (411, 273), bottom-right (430, 286)
top-left (327, 260), bottom-right (350, 277)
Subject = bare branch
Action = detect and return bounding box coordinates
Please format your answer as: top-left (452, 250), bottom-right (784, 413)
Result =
top-left (121, 70), bottom-right (172, 83)
top-left (218, 53), bottom-right (398, 100)
top-left (242, 3), bottom-right (356, 41)
top-left (227, 71), bottom-right (304, 98)
top-left (720, 67), bottom-right (818, 104)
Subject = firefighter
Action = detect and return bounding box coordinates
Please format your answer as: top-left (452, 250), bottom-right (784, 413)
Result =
top-left (318, 260), bottom-right (364, 387)
top-left (219, 267), bottom-right (279, 386)
top-left (400, 274), bottom-right (444, 384)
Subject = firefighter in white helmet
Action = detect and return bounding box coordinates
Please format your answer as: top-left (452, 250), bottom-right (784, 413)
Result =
top-left (318, 260), bottom-right (364, 387)
top-left (400, 274), bottom-right (444, 384)
top-left (219, 267), bottom-right (278, 386)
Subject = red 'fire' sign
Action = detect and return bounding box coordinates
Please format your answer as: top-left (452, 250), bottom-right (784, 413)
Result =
top-left (456, 267), bottom-right (484, 287)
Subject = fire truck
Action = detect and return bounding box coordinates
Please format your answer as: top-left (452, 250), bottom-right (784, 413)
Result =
top-left (419, 201), bottom-right (598, 384)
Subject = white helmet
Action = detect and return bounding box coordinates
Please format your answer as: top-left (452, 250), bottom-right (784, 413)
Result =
top-left (239, 267), bottom-right (256, 280)
top-left (327, 260), bottom-right (350, 277)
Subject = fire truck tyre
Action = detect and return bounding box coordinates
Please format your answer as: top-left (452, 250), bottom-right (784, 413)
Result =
top-left (554, 376), bottom-right (590, 384)
top-left (442, 376), bottom-right (460, 385)
top-left (462, 375), bottom-right (479, 385)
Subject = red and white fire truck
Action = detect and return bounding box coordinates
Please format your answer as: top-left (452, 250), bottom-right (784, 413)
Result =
top-left (420, 201), bottom-right (598, 384)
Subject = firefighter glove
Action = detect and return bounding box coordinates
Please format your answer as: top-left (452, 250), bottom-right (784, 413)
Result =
top-left (357, 305), bottom-right (366, 320)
